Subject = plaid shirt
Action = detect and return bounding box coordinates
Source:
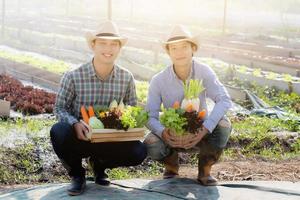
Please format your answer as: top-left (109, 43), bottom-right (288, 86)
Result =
top-left (54, 60), bottom-right (137, 125)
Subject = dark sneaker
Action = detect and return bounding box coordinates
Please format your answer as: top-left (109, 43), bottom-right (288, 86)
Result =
top-left (95, 171), bottom-right (110, 186)
top-left (67, 176), bottom-right (86, 196)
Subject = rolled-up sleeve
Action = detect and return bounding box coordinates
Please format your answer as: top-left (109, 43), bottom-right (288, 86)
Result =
top-left (146, 77), bottom-right (165, 138)
top-left (202, 67), bottom-right (232, 133)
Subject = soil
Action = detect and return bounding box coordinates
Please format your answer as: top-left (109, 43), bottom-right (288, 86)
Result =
top-left (179, 159), bottom-right (300, 182)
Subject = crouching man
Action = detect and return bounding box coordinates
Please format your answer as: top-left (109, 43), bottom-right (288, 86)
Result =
top-left (144, 25), bottom-right (232, 186)
top-left (50, 21), bottom-right (147, 196)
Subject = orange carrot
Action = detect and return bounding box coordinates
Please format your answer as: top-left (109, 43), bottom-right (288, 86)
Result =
top-left (186, 104), bottom-right (193, 112)
top-left (198, 109), bottom-right (206, 119)
top-left (173, 101), bottom-right (180, 109)
top-left (88, 106), bottom-right (95, 117)
top-left (80, 106), bottom-right (89, 124)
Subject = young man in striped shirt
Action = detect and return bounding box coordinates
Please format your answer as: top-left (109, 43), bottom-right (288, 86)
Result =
top-left (50, 21), bottom-right (146, 196)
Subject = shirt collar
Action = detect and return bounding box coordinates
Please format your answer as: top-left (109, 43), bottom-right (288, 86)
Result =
top-left (170, 60), bottom-right (195, 81)
top-left (87, 59), bottom-right (118, 80)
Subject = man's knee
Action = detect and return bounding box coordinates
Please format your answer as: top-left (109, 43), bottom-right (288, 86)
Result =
top-left (209, 117), bottom-right (232, 149)
top-left (143, 133), bottom-right (170, 161)
top-left (50, 122), bottom-right (74, 156)
top-left (50, 122), bottom-right (72, 142)
top-left (130, 141), bottom-right (147, 165)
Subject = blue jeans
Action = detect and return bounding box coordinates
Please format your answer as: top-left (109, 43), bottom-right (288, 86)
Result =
top-left (50, 122), bottom-right (147, 177)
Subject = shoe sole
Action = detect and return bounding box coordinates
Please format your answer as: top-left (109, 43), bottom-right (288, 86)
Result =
top-left (67, 183), bottom-right (86, 196)
top-left (197, 178), bottom-right (218, 186)
top-left (95, 181), bottom-right (111, 186)
top-left (163, 175), bottom-right (179, 179)
top-left (68, 189), bottom-right (84, 196)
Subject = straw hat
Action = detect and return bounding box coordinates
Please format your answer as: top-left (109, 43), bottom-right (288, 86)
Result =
top-left (162, 25), bottom-right (199, 51)
top-left (86, 21), bottom-right (127, 49)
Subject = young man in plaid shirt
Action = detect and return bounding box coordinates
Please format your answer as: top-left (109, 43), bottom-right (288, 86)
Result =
top-left (50, 21), bottom-right (147, 196)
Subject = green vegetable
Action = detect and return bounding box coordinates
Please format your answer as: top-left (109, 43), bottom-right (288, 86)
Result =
top-left (121, 108), bottom-right (136, 128)
top-left (183, 79), bottom-right (205, 99)
top-left (160, 108), bottom-right (187, 136)
top-left (132, 107), bottom-right (149, 127)
top-left (120, 106), bottom-right (149, 129)
top-left (89, 116), bottom-right (104, 129)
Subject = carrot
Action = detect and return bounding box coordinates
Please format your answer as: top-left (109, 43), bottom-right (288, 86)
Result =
top-left (81, 106), bottom-right (89, 124)
top-left (198, 109), bottom-right (206, 119)
top-left (88, 106), bottom-right (95, 117)
top-left (173, 101), bottom-right (180, 109)
top-left (186, 104), bottom-right (193, 112)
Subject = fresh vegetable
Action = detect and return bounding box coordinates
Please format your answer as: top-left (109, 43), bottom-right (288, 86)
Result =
top-left (186, 104), bottom-right (194, 112)
top-left (120, 106), bottom-right (149, 129)
top-left (173, 101), bottom-right (180, 109)
top-left (117, 98), bottom-right (125, 113)
top-left (131, 106), bottom-right (149, 128)
top-left (95, 100), bottom-right (149, 130)
top-left (198, 109), bottom-right (206, 119)
top-left (99, 111), bottom-right (125, 130)
top-left (183, 111), bottom-right (204, 134)
top-left (109, 99), bottom-right (118, 111)
top-left (89, 116), bottom-right (104, 129)
top-left (120, 108), bottom-right (137, 129)
top-left (80, 106), bottom-right (89, 124)
top-left (160, 108), bottom-right (187, 136)
top-left (88, 106), bottom-right (95, 117)
top-left (181, 79), bottom-right (205, 112)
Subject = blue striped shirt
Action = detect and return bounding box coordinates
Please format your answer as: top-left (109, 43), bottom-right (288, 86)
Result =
top-left (146, 60), bottom-right (232, 137)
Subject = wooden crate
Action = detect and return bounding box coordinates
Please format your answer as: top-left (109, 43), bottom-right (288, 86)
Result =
top-left (88, 128), bottom-right (146, 143)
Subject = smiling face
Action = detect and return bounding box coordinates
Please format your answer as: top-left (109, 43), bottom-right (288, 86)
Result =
top-left (91, 38), bottom-right (121, 65)
top-left (167, 41), bottom-right (197, 67)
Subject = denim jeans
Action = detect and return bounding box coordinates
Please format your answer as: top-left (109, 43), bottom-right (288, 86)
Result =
top-left (50, 122), bottom-right (147, 177)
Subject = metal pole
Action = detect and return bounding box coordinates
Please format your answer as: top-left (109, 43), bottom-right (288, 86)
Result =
top-left (222, 0), bottom-right (227, 35)
top-left (66, 0), bottom-right (70, 16)
top-left (108, 0), bottom-right (112, 20)
top-left (1, 0), bottom-right (5, 38)
top-left (130, 0), bottom-right (133, 21)
top-left (17, 0), bottom-right (20, 15)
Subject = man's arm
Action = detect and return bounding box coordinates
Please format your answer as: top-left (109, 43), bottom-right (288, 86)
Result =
top-left (146, 77), bottom-right (165, 138)
top-left (54, 72), bottom-right (78, 125)
top-left (202, 67), bottom-right (232, 133)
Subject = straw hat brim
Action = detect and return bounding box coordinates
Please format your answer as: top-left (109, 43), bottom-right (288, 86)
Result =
top-left (86, 32), bottom-right (128, 50)
top-left (162, 36), bottom-right (200, 51)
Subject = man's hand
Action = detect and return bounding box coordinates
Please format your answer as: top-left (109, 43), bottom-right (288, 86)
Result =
top-left (162, 128), bottom-right (183, 148)
top-left (73, 121), bottom-right (90, 141)
top-left (182, 127), bottom-right (208, 149)
top-left (162, 127), bottom-right (209, 149)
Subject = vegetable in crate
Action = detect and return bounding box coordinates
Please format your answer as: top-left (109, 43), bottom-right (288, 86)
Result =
top-left (80, 105), bottom-right (104, 129)
top-left (95, 99), bottom-right (149, 130)
top-left (120, 106), bottom-right (149, 129)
